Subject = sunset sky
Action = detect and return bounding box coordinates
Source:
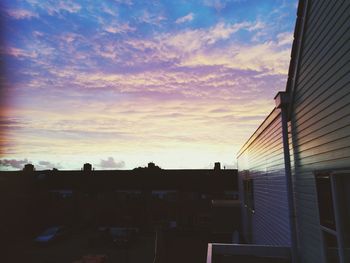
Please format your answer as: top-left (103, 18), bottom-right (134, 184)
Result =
top-left (0, 0), bottom-right (297, 170)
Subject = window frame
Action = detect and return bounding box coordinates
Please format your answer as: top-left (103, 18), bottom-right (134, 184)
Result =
top-left (315, 170), bottom-right (350, 263)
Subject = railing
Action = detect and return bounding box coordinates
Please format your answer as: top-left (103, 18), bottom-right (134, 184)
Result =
top-left (207, 243), bottom-right (291, 263)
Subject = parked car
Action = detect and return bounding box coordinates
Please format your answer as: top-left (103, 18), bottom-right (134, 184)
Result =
top-left (34, 226), bottom-right (66, 244)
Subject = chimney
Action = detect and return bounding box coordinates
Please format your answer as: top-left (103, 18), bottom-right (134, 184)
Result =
top-left (23, 163), bottom-right (35, 173)
top-left (214, 162), bottom-right (221, 171)
top-left (148, 162), bottom-right (156, 169)
top-left (83, 163), bottom-right (92, 172)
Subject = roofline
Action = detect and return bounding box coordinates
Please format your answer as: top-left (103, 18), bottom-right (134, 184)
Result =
top-left (1, 168), bottom-right (237, 173)
top-left (237, 107), bottom-right (281, 158)
top-left (285, 0), bottom-right (309, 118)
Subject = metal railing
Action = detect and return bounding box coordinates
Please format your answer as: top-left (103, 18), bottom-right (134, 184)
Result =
top-left (207, 243), bottom-right (291, 263)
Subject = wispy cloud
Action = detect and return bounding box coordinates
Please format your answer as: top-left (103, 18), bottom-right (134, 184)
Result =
top-left (181, 39), bottom-right (292, 75)
top-left (159, 21), bottom-right (254, 52)
top-left (104, 23), bottom-right (136, 34)
top-left (1, 47), bottom-right (38, 59)
top-left (276, 32), bottom-right (294, 46)
top-left (203, 0), bottom-right (240, 11)
top-left (1, 0), bottom-right (297, 169)
top-left (138, 10), bottom-right (166, 25)
top-left (115, 0), bottom-right (133, 5)
top-left (26, 0), bottom-right (81, 15)
top-left (6, 9), bottom-right (38, 19)
top-left (97, 157), bottom-right (125, 169)
top-left (175, 13), bottom-right (194, 24)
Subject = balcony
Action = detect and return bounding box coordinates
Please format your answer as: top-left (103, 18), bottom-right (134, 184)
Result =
top-left (207, 243), bottom-right (291, 263)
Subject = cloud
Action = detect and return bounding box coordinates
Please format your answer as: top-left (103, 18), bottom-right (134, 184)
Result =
top-left (1, 47), bottom-right (38, 59)
top-left (97, 157), bottom-right (125, 169)
top-left (104, 23), bottom-right (136, 34)
top-left (38, 161), bottom-right (52, 166)
top-left (114, 0), bottom-right (133, 5)
top-left (6, 9), bottom-right (38, 19)
top-left (36, 160), bottom-right (62, 169)
top-left (59, 33), bottom-right (82, 43)
top-left (54, 1), bottom-right (81, 13)
top-left (0, 158), bottom-right (30, 169)
top-left (276, 32), bottom-right (294, 46)
top-left (180, 37), bottom-right (292, 75)
top-left (1, 1), bottom-right (296, 169)
top-left (0, 119), bottom-right (22, 128)
top-left (203, 0), bottom-right (227, 11)
top-left (203, 0), bottom-right (245, 11)
top-left (138, 10), bottom-right (166, 25)
top-left (25, 0), bottom-right (81, 15)
top-left (175, 13), bottom-right (194, 24)
top-left (156, 21), bottom-right (255, 53)
top-left (101, 4), bottom-right (118, 17)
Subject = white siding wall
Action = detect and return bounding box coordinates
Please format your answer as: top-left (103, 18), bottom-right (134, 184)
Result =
top-left (238, 108), bottom-right (291, 246)
top-left (290, 1), bottom-right (350, 262)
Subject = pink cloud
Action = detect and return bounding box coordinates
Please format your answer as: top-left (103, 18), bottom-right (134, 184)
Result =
top-left (2, 47), bottom-right (38, 59)
top-left (6, 9), bottom-right (38, 19)
top-left (104, 23), bottom-right (136, 34)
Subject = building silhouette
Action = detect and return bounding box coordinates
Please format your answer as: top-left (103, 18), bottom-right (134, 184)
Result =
top-left (0, 162), bottom-right (238, 262)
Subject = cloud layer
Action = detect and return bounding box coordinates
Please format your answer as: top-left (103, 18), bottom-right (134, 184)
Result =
top-left (0, 0), bottom-right (297, 170)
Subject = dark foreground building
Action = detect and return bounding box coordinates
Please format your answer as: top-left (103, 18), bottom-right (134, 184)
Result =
top-left (0, 162), bottom-right (238, 263)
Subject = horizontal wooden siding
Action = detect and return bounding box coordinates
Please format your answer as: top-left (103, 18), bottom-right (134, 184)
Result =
top-left (238, 107), bottom-right (291, 246)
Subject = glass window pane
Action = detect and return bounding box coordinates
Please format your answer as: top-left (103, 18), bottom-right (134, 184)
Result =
top-left (315, 175), bottom-right (336, 230)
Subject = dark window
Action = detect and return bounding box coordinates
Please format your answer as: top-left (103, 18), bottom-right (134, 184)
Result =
top-left (243, 179), bottom-right (254, 212)
top-left (315, 174), bottom-right (336, 230)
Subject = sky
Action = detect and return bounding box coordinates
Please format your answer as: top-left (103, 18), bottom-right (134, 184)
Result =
top-left (0, 0), bottom-right (297, 170)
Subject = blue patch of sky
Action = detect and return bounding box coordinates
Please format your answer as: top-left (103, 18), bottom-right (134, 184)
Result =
top-left (2, 0), bottom-right (297, 70)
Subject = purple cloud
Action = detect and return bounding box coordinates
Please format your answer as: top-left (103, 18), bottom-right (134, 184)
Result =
top-left (0, 158), bottom-right (30, 169)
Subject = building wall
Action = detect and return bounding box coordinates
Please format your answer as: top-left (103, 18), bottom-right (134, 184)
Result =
top-left (289, 1), bottom-right (350, 262)
top-left (237, 108), bottom-right (291, 246)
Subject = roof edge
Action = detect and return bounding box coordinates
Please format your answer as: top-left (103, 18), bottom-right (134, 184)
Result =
top-left (237, 107), bottom-right (281, 158)
top-left (285, 0), bottom-right (309, 118)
